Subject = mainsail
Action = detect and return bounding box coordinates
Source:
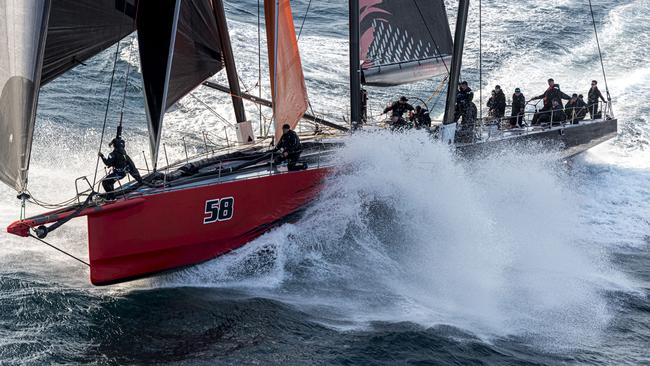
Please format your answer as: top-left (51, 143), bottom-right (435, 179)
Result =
top-left (359, 0), bottom-right (453, 87)
top-left (265, 0), bottom-right (309, 140)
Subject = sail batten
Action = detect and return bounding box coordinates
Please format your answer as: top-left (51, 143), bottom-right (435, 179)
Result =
top-left (360, 0), bottom-right (453, 86)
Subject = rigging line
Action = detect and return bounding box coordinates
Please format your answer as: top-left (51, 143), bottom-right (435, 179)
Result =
top-left (91, 1), bottom-right (129, 188)
top-left (411, 0), bottom-right (450, 74)
top-left (588, 0), bottom-right (612, 103)
top-left (91, 41), bottom-right (122, 188)
top-left (118, 35), bottom-right (136, 126)
top-left (479, 0), bottom-right (483, 121)
top-left (296, 0), bottom-right (313, 42)
top-left (258, 0), bottom-right (264, 136)
top-left (29, 234), bottom-right (90, 267)
top-left (188, 92), bottom-right (236, 128)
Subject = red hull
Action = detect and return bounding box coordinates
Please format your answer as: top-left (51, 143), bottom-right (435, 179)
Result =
top-left (9, 168), bottom-right (329, 285)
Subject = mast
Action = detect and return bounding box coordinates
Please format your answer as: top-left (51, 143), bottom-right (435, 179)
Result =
top-left (349, 0), bottom-right (361, 128)
top-left (443, 0), bottom-right (470, 124)
top-left (212, 0), bottom-right (247, 123)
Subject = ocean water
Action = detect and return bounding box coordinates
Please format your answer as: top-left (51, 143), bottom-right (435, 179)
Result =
top-left (1, 0), bottom-right (649, 365)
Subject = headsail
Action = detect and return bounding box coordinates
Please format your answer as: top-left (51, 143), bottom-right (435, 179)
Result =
top-left (265, 0), bottom-right (309, 140)
top-left (360, 0), bottom-right (453, 87)
top-left (138, 0), bottom-right (225, 167)
top-left (0, 1), bottom-right (51, 191)
top-left (137, 0), bottom-right (182, 168)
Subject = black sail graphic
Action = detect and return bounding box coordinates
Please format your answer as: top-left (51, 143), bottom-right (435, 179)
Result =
top-left (0, 1), bottom-right (51, 191)
top-left (360, 0), bottom-right (453, 86)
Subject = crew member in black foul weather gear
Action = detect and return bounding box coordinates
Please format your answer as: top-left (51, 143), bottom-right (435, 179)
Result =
top-left (510, 87), bottom-right (526, 127)
top-left (493, 85), bottom-right (507, 118)
top-left (454, 81), bottom-right (478, 142)
top-left (454, 81), bottom-right (476, 123)
top-left (410, 106), bottom-right (432, 129)
top-left (99, 132), bottom-right (141, 200)
top-left (530, 78), bottom-right (571, 125)
top-left (588, 80), bottom-right (607, 119)
top-left (274, 124), bottom-right (305, 171)
top-left (565, 93), bottom-right (587, 123)
top-left (383, 96), bottom-right (414, 128)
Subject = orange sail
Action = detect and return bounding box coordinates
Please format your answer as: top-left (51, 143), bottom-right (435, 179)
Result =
top-left (264, 0), bottom-right (309, 141)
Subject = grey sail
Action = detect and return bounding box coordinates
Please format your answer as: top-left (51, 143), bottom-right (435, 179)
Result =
top-left (359, 0), bottom-right (453, 87)
top-left (0, 1), bottom-right (51, 192)
top-left (0, 0), bottom-right (136, 192)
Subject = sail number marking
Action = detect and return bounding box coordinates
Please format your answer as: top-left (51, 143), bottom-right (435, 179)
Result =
top-left (203, 197), bottom-right (234, 224)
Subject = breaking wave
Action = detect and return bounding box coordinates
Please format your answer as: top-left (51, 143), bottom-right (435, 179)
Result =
top-left (157, 131), bottom-right (634, 348)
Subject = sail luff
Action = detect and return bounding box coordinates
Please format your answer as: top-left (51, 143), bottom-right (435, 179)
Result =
top-left (24, 1), bottom-right (52, 192)
top-left (137, 0), bottom-right (182, 169)
top-left (153, 0), bottom-right (182, 169)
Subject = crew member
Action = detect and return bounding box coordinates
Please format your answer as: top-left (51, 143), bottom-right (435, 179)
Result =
top-left (383, 96), bottom-right (414, 128)
top-left (493, 85), bottom-right (507, 118)
top-left (551, 99), bottom-right (567, 124)
top-left (530, 78), bottom-right (571, 125)
top-left (410, 105), bottom-right (432, 129)
top-left (510, 87), bottom-right (526, 127)
top-left (454, 81), bottom-right (476, 123)
top-left (564, 93), bottom-right (587, 124)
top-left (274, 124), bottom-right (305, 171)
top-left (454, 81), bottom-right (478, 142)
top-left (576, 94), bottom-right (588, 121)
top-left (98, 132), bottom-right (141, 200)
top-left (588, 80), bottom-right (607, 119)
top-left (487, 90), bottom-right (498, 119)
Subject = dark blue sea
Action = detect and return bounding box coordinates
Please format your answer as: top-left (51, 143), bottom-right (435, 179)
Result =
top-left (1, 1), bottom-right (649, 364)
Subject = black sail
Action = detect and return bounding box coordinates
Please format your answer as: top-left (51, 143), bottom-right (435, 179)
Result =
top-left (168, 0), bottom-right (224, 110)
top-left (360, 0), bottom-right (453, 86)
top-left (0, 1), bottom-right (51, 191)
top-left (137, 0), bottom-right (225, 167)
top-left (42, 0), bottom-right (136, 85)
